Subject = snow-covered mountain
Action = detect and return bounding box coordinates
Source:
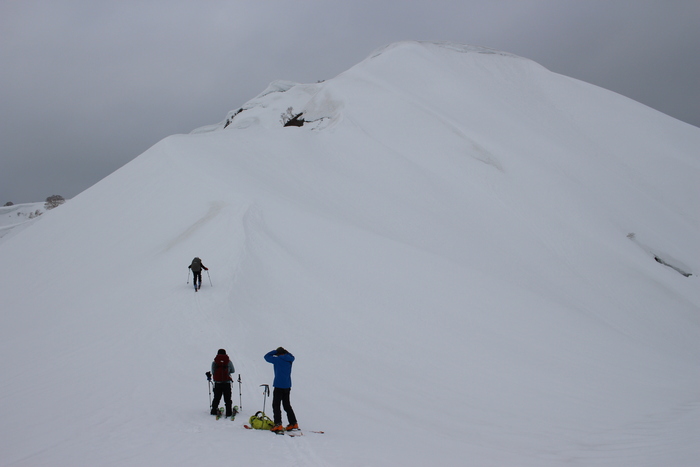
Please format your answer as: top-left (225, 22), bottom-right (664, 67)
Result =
top-left (1, 195), bottom-right (69, 243)
top-left (1, 41), bottom-right (698, 466)
top-left (0, 202), bottom-right (52, 242)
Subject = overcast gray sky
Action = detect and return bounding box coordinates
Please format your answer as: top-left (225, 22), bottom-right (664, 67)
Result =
top-left (2, 0), bottom-right (698, 204)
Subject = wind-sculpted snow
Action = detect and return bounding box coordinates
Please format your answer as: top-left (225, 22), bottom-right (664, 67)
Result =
top-left (0, 41), bottom-right (698, 466)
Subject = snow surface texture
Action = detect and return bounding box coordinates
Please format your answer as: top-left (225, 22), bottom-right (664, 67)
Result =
top-left (1, 41), bottom-right (698, 466)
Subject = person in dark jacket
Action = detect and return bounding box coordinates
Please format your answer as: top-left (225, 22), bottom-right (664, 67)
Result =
top-left (264, 347), bottom-right (298, 431)
top-left (188, 257), bottom-right (208, 291)
top-left (209, 349), bottom-right (235, 416)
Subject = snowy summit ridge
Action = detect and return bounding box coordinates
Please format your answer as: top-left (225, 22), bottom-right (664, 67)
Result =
top-left (368, 40), bottom-right (523, 59)
top-left (196, 41), bottom-right (530, 134)
top-left (1, 41), bottom-right (699, 466)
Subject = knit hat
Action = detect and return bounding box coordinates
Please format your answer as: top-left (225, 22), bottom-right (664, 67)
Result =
top-left (218, 349), bottom-right (226, 355)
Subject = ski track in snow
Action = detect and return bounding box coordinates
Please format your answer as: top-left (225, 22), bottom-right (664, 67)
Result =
top-left (163, 201), bottom-right (225, 252)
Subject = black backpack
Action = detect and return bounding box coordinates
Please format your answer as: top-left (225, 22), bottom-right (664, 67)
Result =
top-left (190, 257), bottom-right (202, 272)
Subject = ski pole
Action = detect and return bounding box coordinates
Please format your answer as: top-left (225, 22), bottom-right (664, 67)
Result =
top-left (187, 269), bottom-right (190, 284)
top-left (260, 384), bottom-right (270, 415)
top-left (206, 269), bottom-right (213, 287)
top-left (238, 374), bottom-right (243, 409)
top-left (206, 371), bottom-right (212, 408)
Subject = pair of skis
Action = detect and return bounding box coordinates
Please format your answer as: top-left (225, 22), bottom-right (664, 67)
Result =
top-left (215, 405), bottom-right (239, 421)
top-left (242, 424), bottom-right (324, 436)
top-left (275, 429), bottom-right (325, 437)
top-left (285, 429), bottom-right (324, 437)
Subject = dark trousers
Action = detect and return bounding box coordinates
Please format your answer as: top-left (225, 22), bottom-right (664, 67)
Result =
top-left (272, 387), bottom-right (297, 426)
top-left (212, 382), bottom-right (232, 415)
top-left (193, 271), bottom-right (202, 287)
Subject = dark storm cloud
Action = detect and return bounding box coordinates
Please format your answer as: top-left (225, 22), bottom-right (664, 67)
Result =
top-left (2, 0), bottom-right (698, 204)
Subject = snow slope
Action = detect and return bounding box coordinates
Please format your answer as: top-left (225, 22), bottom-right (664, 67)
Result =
top-left (0, 202), bottom-right (50, 242)
top-left (1, 41), bottom-right (698, 466)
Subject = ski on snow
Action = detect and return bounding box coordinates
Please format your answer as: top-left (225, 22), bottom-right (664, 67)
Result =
top-left (214, 405), bottom-right (239, 421)
top-left (243, 425), bottom-right (324, 436)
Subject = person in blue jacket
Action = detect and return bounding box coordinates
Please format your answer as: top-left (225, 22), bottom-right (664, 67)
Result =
top-left (264, 347), bottom-right (298, 432)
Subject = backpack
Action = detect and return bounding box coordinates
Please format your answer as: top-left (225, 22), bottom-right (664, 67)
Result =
top-left (249, 411), bottom-right (275, 430)
top-left (190, 257), bottom-right (202, 272)
top-left (212, 354), bottom-right (232, 382)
